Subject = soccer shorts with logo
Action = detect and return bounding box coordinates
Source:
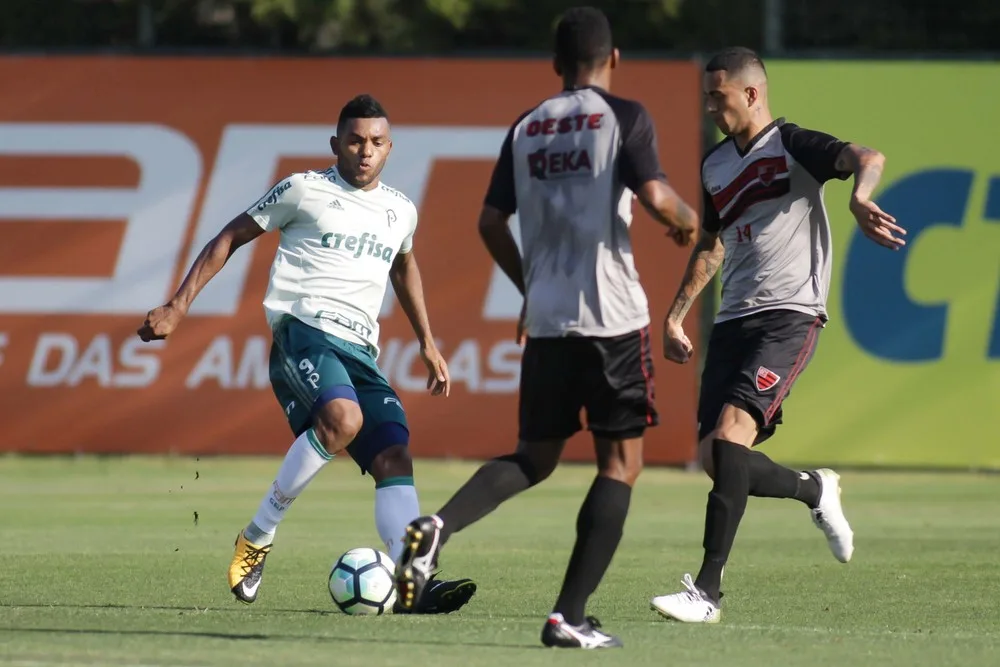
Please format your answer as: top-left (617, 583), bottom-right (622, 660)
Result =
top-left (697, 309), bottom-right (823, 445)
top-left (518, 327), bottom-right (658, 441)
top-left (268, 316), bottom-right (408, 474)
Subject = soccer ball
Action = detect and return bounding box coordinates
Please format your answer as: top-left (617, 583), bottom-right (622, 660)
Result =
top-left (328, 547), bottom-right (397, 615)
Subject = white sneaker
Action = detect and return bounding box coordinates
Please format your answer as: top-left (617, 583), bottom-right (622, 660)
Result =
top-left (650, 574), bottom-right (721, 624)
top-left (810, 468), bottom-right (854, 563)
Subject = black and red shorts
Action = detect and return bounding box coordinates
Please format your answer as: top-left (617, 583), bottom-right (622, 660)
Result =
top-left (518, 327), bottom-right (658, 441)
top-left (697, 309), bottom-right (823, 445)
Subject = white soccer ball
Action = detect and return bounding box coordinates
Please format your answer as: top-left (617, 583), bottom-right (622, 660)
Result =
top-left (328, 547), bottom-right (397, 615)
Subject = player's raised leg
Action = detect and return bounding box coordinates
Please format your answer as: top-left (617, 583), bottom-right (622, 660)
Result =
top-left (395, 333), bottom-right (579, 613)
top-left (394, 439), bottom-right (564, 612)
top-left (694, 313), bottom-right (853, 564)
top-left (229, 319), bottom-right (362, 603)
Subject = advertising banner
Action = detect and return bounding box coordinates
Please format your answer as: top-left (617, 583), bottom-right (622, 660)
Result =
top-left (0, 57), bottom-right (703, 464)
top-left (759, 62), bottom-right (1000, 469)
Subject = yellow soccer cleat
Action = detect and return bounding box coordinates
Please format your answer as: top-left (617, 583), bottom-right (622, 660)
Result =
top-left (228, 531), bottom-right (272, 603)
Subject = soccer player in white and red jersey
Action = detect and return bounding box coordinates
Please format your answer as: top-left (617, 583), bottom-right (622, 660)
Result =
top-left (652, 47), bottom-right (905, 624)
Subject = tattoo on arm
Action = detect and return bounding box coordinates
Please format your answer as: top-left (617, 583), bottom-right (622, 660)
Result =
top-left (837, 144), bottom-right (885, 202)
top-left (667, 232), bottom-right (724, 324)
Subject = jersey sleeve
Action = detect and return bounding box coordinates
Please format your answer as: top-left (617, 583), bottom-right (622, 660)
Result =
top-left (618, 102), bottom-right (668, 192)
top-left (483, 122), bottom-right (518, 215)
top-left (702, 183), bottom-right (721, 234)
top-left (398, 205), bottom-right (418, 254)
top-left (780, 124), bottom-right (852, 184)
top-left (246, 173), bottom-right (306, 232)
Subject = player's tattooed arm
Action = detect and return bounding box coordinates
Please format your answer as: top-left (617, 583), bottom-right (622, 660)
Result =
top-left (834, 143), bottom-right (886, 204)
top-left (666, 229), bottom-right (724, 325)
top-left (478, 205), bottom-right (525, 295)
top-left (835, 144), bottom-right (906, 250)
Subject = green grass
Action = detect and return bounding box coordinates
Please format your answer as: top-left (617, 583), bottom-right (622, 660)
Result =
top-left (1, 456), bottom-right (998, 667)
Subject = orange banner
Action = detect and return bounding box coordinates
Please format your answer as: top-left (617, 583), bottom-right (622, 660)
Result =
top-left (0, 56), bottom-right (702, 464)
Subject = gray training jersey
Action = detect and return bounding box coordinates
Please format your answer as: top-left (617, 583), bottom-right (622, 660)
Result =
top-left (483, 85), bottom-right (666, 338)
top-left (701, 118), bottom-right (851, 324)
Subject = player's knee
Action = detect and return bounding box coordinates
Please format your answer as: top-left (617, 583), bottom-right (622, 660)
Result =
top-left (602, 455), bottom-right (643, 486)
top-left (714, 404), bottom-right (759, 447)
top-left (313, 397), bottom-right (363, 453)
top-left (596, 436), bottom-right (644, 487)
top-left (369, 444), bottom-right (413, 482)
top-left (512, 440), bottom-right (564, 485)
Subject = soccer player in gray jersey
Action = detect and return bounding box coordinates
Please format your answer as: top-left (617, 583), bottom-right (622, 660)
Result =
top-left (651, 48), bottom-right (907, 624)
top-left (393, 7), bottom-right (699, 648)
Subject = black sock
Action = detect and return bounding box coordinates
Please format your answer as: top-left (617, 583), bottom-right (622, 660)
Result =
top-left (746, 451), bottom-right (821, 508)
top-left (552, 476), bottom-right (632, 626)
top-left (435, 453), bottom-right (538, 544)
top-left (695, 439), bottom-right (749, 603)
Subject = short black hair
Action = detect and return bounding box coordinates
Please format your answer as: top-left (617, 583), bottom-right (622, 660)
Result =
top-left (337, 94), bottom-right (389, 134)
top-left (705, 47), bottom-right (767, 76)
top-left (554, 6), bottom-right (613, 72)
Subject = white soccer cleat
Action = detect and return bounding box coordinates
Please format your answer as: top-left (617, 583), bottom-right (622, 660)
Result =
top-left (650, 574), bottom-right (721, 624)
top-left (810, 468), bottom-right (855, 563)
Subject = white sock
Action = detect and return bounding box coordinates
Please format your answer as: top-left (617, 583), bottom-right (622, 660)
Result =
top-left (244, 429), bottom-right (332, 544)
top-left (374, 476), bottom-right (419, 561)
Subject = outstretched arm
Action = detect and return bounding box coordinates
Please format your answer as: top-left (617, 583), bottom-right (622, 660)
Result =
top-left (171, 214), bottom-right (264, 314)
top-left (835, 144), bottom-right (907, 250)
top-left (137, 214), bottom-right (264, 341)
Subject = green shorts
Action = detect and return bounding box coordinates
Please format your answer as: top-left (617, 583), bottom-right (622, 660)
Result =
top-left (268, 316), bottom-right (408, 474)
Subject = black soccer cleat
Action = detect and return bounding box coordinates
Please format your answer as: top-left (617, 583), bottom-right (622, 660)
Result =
top-left (394, 515), bottom-right (444, 612)
top-left (392, 573), bottom-right (477, 614)
top-left (541, 613), bottom-right (623, 649)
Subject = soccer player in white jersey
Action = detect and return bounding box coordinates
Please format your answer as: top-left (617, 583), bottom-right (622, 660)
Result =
top-left (137, 95), bottom-right (476, 614)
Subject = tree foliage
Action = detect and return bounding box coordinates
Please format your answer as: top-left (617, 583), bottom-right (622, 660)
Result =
top-left (1, 0), bottom-right (998, 53)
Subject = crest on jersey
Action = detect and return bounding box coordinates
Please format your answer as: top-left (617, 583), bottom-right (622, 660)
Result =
top-left (386, 209), bottom-right (397, 227)
top-left (755, 366), bottom-right (781, 392)
top-left (758, 164), bottom-right (777, 186)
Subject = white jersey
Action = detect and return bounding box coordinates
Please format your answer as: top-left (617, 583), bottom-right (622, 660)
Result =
top-left (246, 166), bottom-right (418, 356)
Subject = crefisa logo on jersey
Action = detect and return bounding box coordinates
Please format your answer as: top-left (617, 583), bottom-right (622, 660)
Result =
top-left (256, 180), bottom-right (293, 211)
top-left (527, 147), bottom-right (593, 181)
top-left (321, 231), bottom-right (396, 263)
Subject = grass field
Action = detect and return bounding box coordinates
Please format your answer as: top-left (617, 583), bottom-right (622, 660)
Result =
top-left (1, 456), bottom-right (998, 667)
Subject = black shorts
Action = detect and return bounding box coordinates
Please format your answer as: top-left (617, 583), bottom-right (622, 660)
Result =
top-left (518, 327), bottom-right (658, 441)
top-left (697, 309), bottom-right (823, 445)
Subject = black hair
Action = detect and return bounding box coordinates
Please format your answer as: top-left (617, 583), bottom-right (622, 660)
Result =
top-left (337, 94), bottom-right (389, 134)
top-left (705, 47), bottom-right (767, 76)
top-left (554, 6), bottom-right (613, 72)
